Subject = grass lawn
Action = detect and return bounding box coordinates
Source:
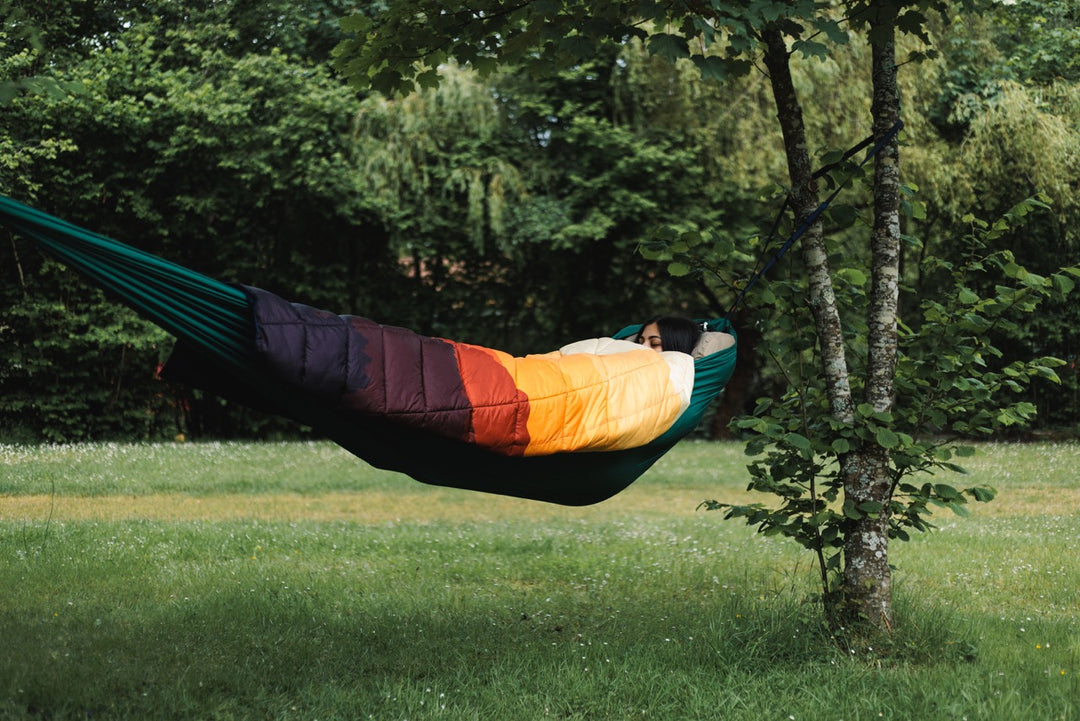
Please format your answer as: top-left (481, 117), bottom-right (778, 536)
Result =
top-left (1, 440), bottom-right (1078, 720)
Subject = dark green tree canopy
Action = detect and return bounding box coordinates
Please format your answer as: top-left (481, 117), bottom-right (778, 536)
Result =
top-left (330, 0), bottom-right (982, 98)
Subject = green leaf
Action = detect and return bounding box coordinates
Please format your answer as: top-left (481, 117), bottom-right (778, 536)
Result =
top-left (680, 230), bottom-right (704, 248)
top-left (735, 417), bottom-right (768, 432)
top-left (340, 14), bottom-right (372, 33)
top-left (828, 204), bottom-right (859, 228)
top-left (472, 56), bottom-right (500, 77)
top-left (691, 55), bottom-right (733, 81)
top-left (791, 38), bottom-right (828, 60)
top-left (842, 499), bottom-right (863, 520)
top-left (904, 198), bottom-right (927, 220)
top-left (783, 432), bottom-right (811, 451)
top-left (858, 501), bottom-right (884, 515)
top-left (837, 267), bottom-right (867, 286)
top-left (875, 427), bottom-right (900, 449)
top-left (415, 68), bottom-right (441, 90)
top-left (648, 33), bottom-right (690, 60)
top-left (638, 244), bottom-right (667, 261)
top-left (667, 261), bottom-right (691, 277)
top-left (934, 484), bottom-right (962, 501)
top-left (819, 19), bottom-right (849, 46)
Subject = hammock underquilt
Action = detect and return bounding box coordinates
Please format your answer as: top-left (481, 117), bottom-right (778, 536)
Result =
top-left (1, 194), bottom-right (737, 505)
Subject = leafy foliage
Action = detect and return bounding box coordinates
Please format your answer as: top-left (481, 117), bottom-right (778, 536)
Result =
top-left (995, 0), bottom-right (1080, 85)
top-left (929, 0), bottom-right (1078, 139)
top-left (1, 264), bottom-right (175, 442)
top-left (0, 2), bottom-right (403, 440)
top-left (703, 198), bottom-right (1078, 598)
top-left (332, 1), bottom-right (654, 96)
top-left (347, 49), bottom-right (747, 349)
top-left (1, 1), bottom-right (751, 441)
top-left (330, 0), bottom-right (987, 99)
top-left (912, 3), bottom-right (1080, 429)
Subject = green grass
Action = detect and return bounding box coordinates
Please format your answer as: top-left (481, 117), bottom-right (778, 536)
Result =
top-left (1, 440), bottom-right (1079, 720)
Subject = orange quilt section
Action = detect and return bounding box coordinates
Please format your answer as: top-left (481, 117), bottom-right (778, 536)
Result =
top-left (495, 347), bottom-right (686, 456)
top-left (453, 343), bottom-right (532, 456)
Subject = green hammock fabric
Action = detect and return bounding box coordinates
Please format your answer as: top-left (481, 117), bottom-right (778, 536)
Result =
top-left (1, 194), bottom-right (737, 505)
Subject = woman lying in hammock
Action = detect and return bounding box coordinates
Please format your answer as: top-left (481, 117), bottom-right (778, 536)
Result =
top-left (161, 289), bottom-right (736, 503)
top-left (239, 286), bottom-right (723, 460)
top-left (633, 315), bottom-right (702, 354)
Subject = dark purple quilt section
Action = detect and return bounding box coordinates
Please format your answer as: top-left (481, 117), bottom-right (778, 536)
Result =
top-left (243, 286), bottom-right (474, 442)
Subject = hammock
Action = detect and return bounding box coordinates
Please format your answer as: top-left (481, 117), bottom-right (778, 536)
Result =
top-left (0, 194), bottom-right (737, 505)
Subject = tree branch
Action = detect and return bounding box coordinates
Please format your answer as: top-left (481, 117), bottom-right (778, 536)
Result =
top-left (761, 26), bottom-right (854, 425)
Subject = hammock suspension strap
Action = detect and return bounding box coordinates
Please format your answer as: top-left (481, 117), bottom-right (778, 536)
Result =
top-left (726, 119), bottom-right (905, 318)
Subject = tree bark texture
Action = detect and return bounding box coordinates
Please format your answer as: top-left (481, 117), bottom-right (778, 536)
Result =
top-left (841, 12), bottom-right (902, 630)
top-left (761, 28), bottom-right (855, 427)
top-left (762, 27), bottom-right (861, 623)
top-left (763, 20), bottom-right (903, 630)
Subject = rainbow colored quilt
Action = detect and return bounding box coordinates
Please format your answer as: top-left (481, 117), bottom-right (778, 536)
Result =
top-left (246, 287), bottom-right (694, 457)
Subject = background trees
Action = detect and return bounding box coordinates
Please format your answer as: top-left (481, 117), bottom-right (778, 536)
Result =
top-left (1, 0), bottom-right (746, 438)
top-left (912, 5), bottom-right (1080, 428)
top-left (4, 1), bottom-right (1077, 435)
top-left (1, 0), bottom-right (399, 438)
top-left (3, 1), bottom-right (1076, 442)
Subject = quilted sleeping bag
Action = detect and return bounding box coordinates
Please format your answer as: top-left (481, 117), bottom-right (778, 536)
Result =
top-left (245, 286), bottom-right (695, 457)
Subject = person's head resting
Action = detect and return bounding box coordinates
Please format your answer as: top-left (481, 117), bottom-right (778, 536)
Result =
top-left (635, 315), bottom-right (702, 355)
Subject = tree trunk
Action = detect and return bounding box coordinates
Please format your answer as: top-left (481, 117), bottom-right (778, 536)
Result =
top-left (763, 21), bottom-right (904, 630)
top-left (761, 28), bottom-right (856, 427)
top-left (840, 11), bottom-right (903, 630)
top-left (761, 26), bottom-right (858, 622)
top-left (709, 307), bottom-right (760, 439)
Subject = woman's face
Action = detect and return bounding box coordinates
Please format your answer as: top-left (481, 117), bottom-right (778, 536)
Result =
top-left (638, 322), bottom-right (663, 352)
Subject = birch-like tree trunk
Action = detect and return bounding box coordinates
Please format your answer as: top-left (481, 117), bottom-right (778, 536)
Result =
top-left (761, 28), bottom-right (857, 620)
top-left (840, 12), bottom-right (903, 628)
top-left (761, 28), bottom-right (855, 427)
top-left (764, 19), bottom-right (903, 628)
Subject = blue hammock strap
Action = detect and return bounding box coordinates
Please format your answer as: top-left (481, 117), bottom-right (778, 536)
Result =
top-left (726, 119), bottom-right (905, 318)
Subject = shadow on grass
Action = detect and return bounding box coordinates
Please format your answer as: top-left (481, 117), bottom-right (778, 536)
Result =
top-left (0, 573), bottom-right (981, 720)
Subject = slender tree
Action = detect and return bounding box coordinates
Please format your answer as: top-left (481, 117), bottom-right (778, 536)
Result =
top-left (331, 0), bottom-right (1076, 631)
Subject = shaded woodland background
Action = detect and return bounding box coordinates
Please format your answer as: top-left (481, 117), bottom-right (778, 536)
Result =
top-left (2, 0), bottom-right (1077, 442)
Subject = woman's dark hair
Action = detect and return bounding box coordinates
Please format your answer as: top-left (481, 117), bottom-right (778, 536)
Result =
top-left (636, 315), bottom-right (702, 354)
